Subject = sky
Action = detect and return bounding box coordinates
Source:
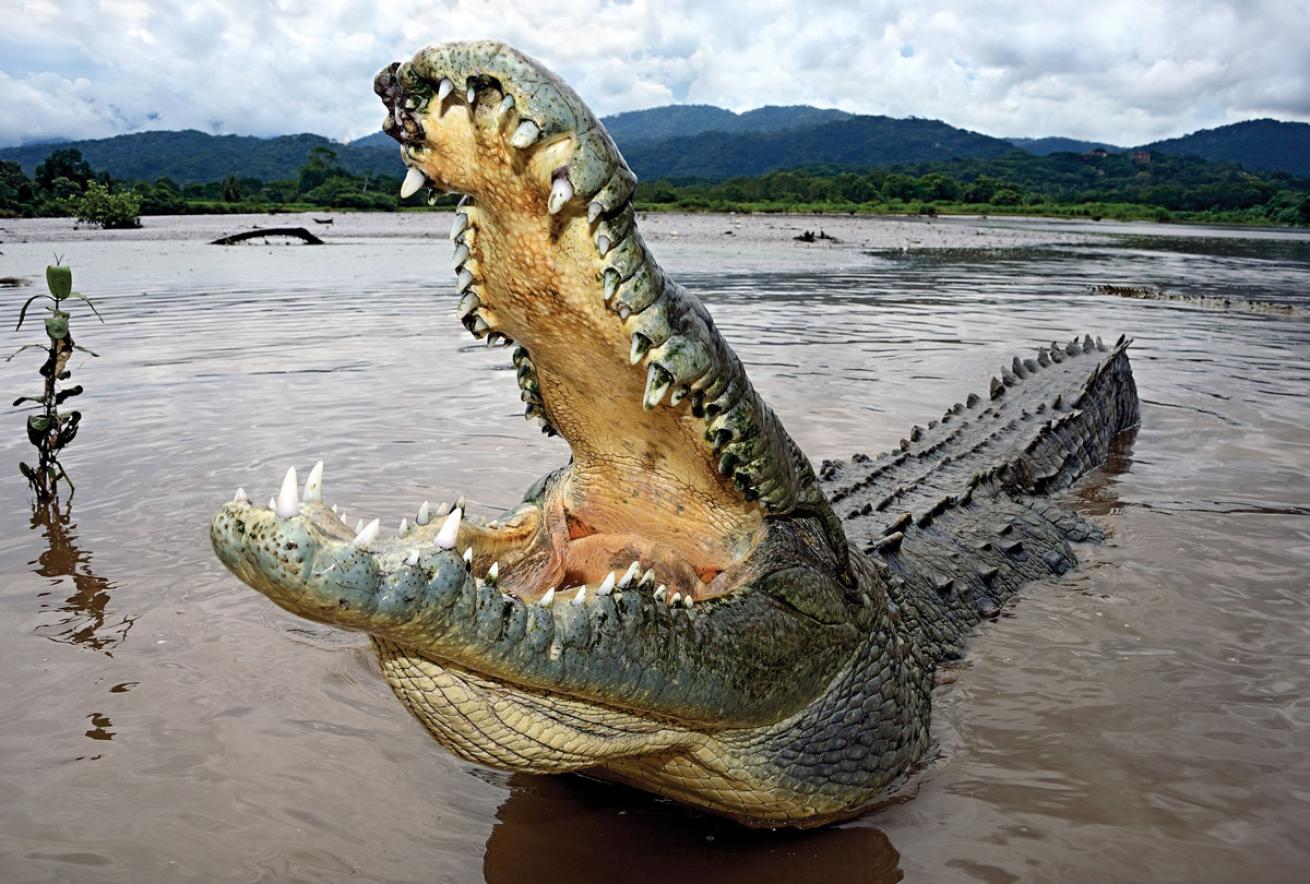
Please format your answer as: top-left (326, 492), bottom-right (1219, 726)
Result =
top-left (1, 0), bottom-right (1308, 148)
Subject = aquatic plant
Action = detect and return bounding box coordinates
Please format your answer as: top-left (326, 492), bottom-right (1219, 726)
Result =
top-left (9, 259), bottom-right (102, 500)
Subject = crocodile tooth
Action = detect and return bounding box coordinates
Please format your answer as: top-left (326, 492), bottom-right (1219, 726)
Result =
top-left (510, 120), bottom-right (540, 149)
top-left (683, 595), bottom-right (695, 609)
top-left (268, 497), bottom-right (276, 511)
top-left (487, 561), bottom-right (500, 585)
top-left (643, 364), bottom-right (673, 409)
top-left (466, 83), bottom-right (477, 104)
top-left (405, 550), bottom-right (420, 566)
top-left (398, 517), bottom-right (409, 537)
top-left (603, 268), bottom-right (620, 302)
top-left (538, 587), bottom-right (556, 607)
top-left (463, 546), bottom-right (473, 565)
top-left (596, 572), bottom-right (616, 596)
top-left (234, 487), bottom-right (248, 503)
top-left (653, 585), bottom-right (667, 602)
top-left (450, 212), bottom-right (468, 241)
top-left (436, 501), bottom-right (451, 517)
top-left (302, 460), bottom-right (324, 503)
top-left (400, 167), bottom-right (427, 199)
top-left (437, 78), bottom-right (454, 101)
top-left (435, 507), bottom-right (462, 549)
top-left (618, 561), bottom-right (640, 588)
top-left (638, 568), bottom-right (656, 589)
top-left (570, 586), bottom-right (587, 606)
top-left (548, 175), bottom-right (573, 214)
top-left (596, 234), bottom-right (611, 256)
top-left (275, 467), bottom-right (299, 519)
top-left (356, 518), bottom-right (364, 533)
top-left (338, 509), bottom-right (347, 523)
top-left (471, 316), bottom-right (489, 338)
top-left (456, 267), bottom-right (475, 293)
top-left (416, 501), bottom-right (431, 526)
top-left (331, 503), bottom-right (338, 514)
top-left (670, 592), bottom-right (681, 607)
top-left (352, 518), bottom-right (380, 547)
top-left (455, 495), bottom-right (467, 511)
top-left (630, 333), bottom-right (650, 365)
top-left (495, 94), bottom-right (514, 123)
top-left (455, 294), bottom-right (480, 321)
top-left (451, 243), bottom-right (470, 270)
top-left (587, 201), bottom-right (604, 224)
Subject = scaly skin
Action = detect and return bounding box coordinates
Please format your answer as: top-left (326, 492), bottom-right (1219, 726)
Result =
top-left (210, 41), bottom-right (1140, 828)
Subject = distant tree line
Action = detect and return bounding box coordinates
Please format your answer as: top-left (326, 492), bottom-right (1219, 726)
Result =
top-left (0, 146), bottom-right (439, 225)
top-left (635, 151), bottom-right (1310, 225)
top-left (3, 143), bottom-right (1308, 226)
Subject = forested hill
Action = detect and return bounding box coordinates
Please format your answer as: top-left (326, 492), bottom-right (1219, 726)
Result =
top-left (0, 130), bottom-right (399, 185)
top-left (1139, 119), bottom-right (1310, 177)
top-left (600, 104), bottom-right (854, 142)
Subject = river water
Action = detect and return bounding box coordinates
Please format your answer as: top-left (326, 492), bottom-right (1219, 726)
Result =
top-left (1, 211), bottom-right (1307, 883)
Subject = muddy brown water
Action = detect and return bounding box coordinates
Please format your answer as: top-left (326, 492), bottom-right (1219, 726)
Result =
top-left (1, 212), bottom-right (1308, 883)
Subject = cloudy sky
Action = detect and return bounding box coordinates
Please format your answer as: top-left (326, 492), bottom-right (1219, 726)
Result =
top-left (2, 0), bottom-right (1308, 148)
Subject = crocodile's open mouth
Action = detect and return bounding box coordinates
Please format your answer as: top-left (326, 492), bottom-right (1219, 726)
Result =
top-left (213, 41), bottom-right (841, 620)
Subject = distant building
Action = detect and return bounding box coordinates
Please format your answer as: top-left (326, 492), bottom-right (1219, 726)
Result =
top-left (1131, 151), bottom-right (1152, 164)
top-left (1088, 148), bottom-right (1110, 157)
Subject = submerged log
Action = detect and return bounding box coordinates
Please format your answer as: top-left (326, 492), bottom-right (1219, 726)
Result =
top-left (210, 227), bottom-right (324, 246)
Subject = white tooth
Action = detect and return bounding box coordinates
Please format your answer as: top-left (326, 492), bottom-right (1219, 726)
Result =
top-left (548, 176), bottom-right (573, 214)
top-left (571, 586), bottom-right (586, 606)
top-left (487, 561), bottom-right (500, 582)
top-left (416, 501), bottom-right (431, 526)
top-left (450, 213), bottom-right (468, 241)
top-left (356, 518), bottom-right (364, 533)
top-left (436, 507), bottom-right (462, 549)
top-left (596, 572), bottom-right (616, 596)
top-left (587, 201), bottom-right (604, 224)
top-left (683, 595), bottom-right (695, 609)
top-left (639, 568), bottom-right (656, 588)
top-left (456, 267), bottom-right (474, 293)
top-left (331, 503), bottom-right (338, 514)
top-left (466, 85), bottom-right (477, 103)
top-left (463, 546), bottom-right (473, 564)
top-left (451, 242), bottom-right (469, 269)
top-left (339, 508), bottom-right (347, 523)
top-left (437, 78), bottom-right (454, 101)
top-left (268, 497), bottom-right (276, 510)
top-left (405, 550), bottom-right (420, 566)
top-left (539, 587), bottom-right (556, 606)
top-left (302, 460), bottom-right (324, 503)
top-left (653, 585), bottom-right (666, 602)
top-left (437, 501), bottom-right (451, 517)
top-left (275, 467), bottom-right (299, 519)
top-left (400, 166), bottom-right (427, 199)
top-left (596, 234), bottom-right (611, 256)
top-left (455, 495), bottom-right (467, 511)
top-left (671, 592), bottom-right (682, 607)
top-left (234, 487), bottom-right (248, 503)
top-left (510, 120), bottom-right (540, 149)
top-left (352, 518), bottom-right (380, 547)
top-left (619, 561), bottom-right (640, 587)
top-left (398, 517), bottom-right (409, 537)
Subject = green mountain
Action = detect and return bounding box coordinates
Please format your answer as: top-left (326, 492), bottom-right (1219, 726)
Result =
top-left (1138, 119), bottom-right (1310, 177)
top-left (1006, 136), bottom-right (1122, 155)
top-left (0, 130), bottom-right (398, 184)
top-left (619, 115), bottom-right (1017, 179)
top-left (600, 104), bottom-right (854, 143)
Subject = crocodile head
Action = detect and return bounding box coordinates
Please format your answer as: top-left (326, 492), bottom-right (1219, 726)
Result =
top-left (211, 41), bottom-right (912, 828)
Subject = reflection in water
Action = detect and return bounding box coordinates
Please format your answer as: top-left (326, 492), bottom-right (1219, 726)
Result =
top-left (29, 497), bottom-right (134, 652)
top-left (484, 775), bottom-right (903, 884)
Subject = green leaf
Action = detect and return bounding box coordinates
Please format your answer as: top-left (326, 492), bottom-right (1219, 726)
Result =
top-left (14, 292), bottom-right (52, 331)
top-left (45, 313), bottom-right (69, 340)
top-left (73, 344), bottom-right (100, 357)
top-left (5, 344), bottom-right (47, 362)
top-left (46, 264), bottom-right (72, 299)
top-left (67, 291), bottom-right (104, 323)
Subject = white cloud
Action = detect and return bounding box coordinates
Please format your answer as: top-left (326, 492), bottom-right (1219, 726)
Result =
top-left (0, 0), bottom-right (1307, 148)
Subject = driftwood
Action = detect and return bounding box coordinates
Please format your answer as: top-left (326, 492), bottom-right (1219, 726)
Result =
top-left (312, 217), bottom-right (334, 224)
top-left (210, 227), bottom-right (323, 246)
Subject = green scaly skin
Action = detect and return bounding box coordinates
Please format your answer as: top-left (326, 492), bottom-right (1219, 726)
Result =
top-left (210, 41), bottom-right (1140, 828)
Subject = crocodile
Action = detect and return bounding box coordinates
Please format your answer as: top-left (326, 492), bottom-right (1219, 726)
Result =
top-left (209, 41), bottom-right (1140, 829)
